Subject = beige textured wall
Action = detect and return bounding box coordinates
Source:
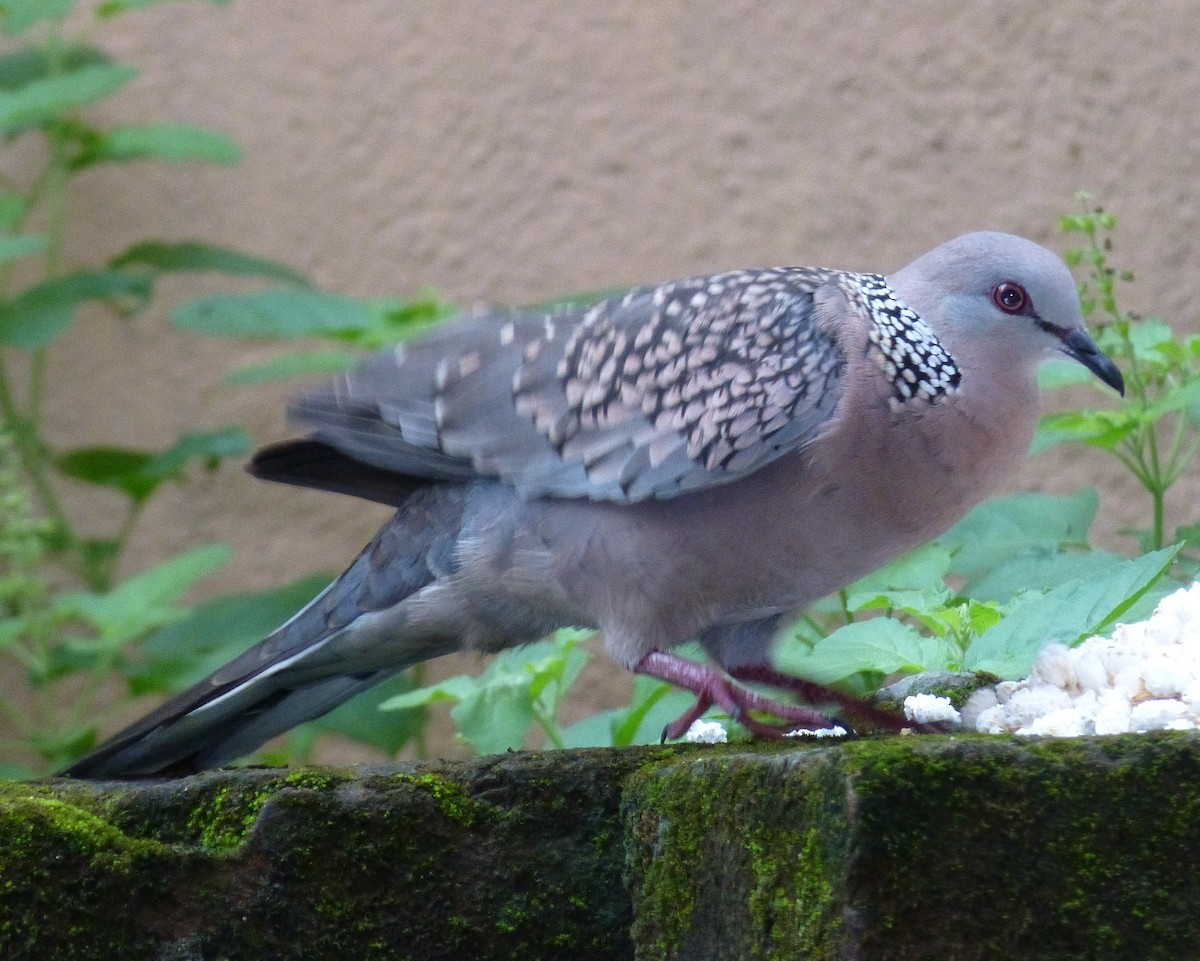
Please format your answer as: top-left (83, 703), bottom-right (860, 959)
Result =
top-left (16, 0), bottom-right (1200, 753)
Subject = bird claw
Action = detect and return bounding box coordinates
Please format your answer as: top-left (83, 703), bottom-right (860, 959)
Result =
top-left (728, 664), bottom-right (914, 733)
top-left (637, 651), bottom-right (838, 741)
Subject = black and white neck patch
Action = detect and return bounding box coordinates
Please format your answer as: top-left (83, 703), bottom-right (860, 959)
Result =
top-left (843, 272), bottom-right (962, 410)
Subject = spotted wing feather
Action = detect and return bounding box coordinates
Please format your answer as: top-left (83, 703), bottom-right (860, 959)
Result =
top-left (289, 269), bottom-right (849, 503)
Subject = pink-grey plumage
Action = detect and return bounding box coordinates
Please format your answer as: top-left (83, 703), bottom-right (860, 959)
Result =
top-left (64, 232), bottom-right (1123, 777)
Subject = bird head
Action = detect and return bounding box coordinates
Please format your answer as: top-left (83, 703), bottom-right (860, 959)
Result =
top-left (888, 231), bottom-right (1124, 395)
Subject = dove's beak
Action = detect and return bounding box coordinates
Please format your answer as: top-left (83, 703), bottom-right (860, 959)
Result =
top-left (1054, 326), bottom-right (1125, 395)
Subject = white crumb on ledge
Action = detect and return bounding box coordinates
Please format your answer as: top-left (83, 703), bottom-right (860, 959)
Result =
top-left (684, 719), bottom-right (728, 743)
top-left (903, 692), bottom-right (962, 724)
top-left (968, 581), bottom-right (1200, 738)
top-left (784, 724), bottom-right (848, 738)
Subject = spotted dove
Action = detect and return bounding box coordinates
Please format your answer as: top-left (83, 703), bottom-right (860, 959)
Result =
top-left (64, 231), bottom-right (1123, 777)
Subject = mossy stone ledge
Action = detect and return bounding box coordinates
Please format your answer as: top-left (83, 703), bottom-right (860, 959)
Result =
top-left (1, 733), bottom-right (1198, 960)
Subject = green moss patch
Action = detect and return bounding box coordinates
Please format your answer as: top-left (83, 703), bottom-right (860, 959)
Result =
top-left (842, 732), bottom-right (1200, 961)
top-left (2, 735), bottom-right (1199, 959)
top-left (623, 747), bottom-right (849, 961)
top-left (0, 748), bottom-right (675, 960)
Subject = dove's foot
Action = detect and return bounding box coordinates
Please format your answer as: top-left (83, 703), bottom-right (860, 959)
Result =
top-left (634, 651), bottom-right (839, 741)
top-left (727, 665), bottom-right (916, 733)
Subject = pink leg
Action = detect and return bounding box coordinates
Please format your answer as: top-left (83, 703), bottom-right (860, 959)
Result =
top-left (728, 665), bottom-right (911, 733)
top-left (635, 651), bottom-right (837, 741)
top-left (730, 665), bottom-right (945, 733)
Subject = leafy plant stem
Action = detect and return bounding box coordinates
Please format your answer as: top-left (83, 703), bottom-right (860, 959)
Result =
top-left (27, 28), bottom-right (73, 429)
top-left (63, 669), bottom-right (110, 735)
top-left (3, 640), bottom-right (40, 675)
top-left (3, 414), bottom-right (79, 566)
top-left (1170, 436), bottom-right (1200, 488)
top-left (838, 588), bottom-right (853, 626)
top-left (531, 702), bottom-right (565, 749)
top-left (410, 663), bottom-right (429, 758)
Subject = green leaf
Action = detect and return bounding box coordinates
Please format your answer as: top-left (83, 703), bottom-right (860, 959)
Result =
top-left (1126, 317), bottom-right (1176, 365)
top-left (451, 679), bottom-right (537, 755)
top-left (0, 616), bottom-right (27, 653)
top-left (608, 678), bottom-right (677, 745)
top-left (940, 599), bottom-right (1005, 640)
top-left (0, 63), bottom-right (137, 133)
top-left (305, 673), bottom-right (425, 757)
top-left (56, 447), bottom-right (151, 496)
top-left (98, 0), bottom-right (229, 16)
top-left (127, 574), bottom-right (330, 692)
top-left (172, 289), bottom-right (381, 339)
top-left (0, 0), bottom-right (74, 35)
top-left (378, 675), bottom-right (478, 711)
top-left (1032, 409), bottom-right (1139, 454)
top-left (0, 232), bottom-right (44, 265)
top-left (224, 349), bottom-right (358, 386)
top-left (561, 677), bottom-right (695, 748)
top-left (0, 45), bottom-right (110, 90)
top-left (1145, 379), bottom-right (1200, 420)
top-left (525, 629), bottom-right (590, 705)
top-left (353, 297), bottom-right (455, 349)
top-left (146, 426), bottom-right (252, 474)
top-left (963, 546), bottom-right (1180, 677)
top-left (448, 638), bottom-right (584, 753)
top-left (70, 123), bottom-right (241, 168)
top-left (940, 490), bottom-right (1098, 580)
top-left (776, 618), bottom-right (956, 686)
top-left (30, 725), bottom-right (95, 769)
top-left (379, 635), bottom-right (587, 754)
top-left (56, 427), bottom-right (251, 503)
top-left (57, 544), bottom-right (231, 651)
top-left (964, 549), bottom-right (1128, 604)
top-left (171, 288), bottom-right (452, 344)
top-left (112, 240), bottom-right (306, 284)
top-left (0, 270), bottom-right (151, 348)
top-left (78, 536), bottom-right (121, 576)
top-left (386, 662), bottom-right (532, 753)
top-left (1174, 520), bottom-right (1200, 550)
top-left (844, 543), bottom-right (953, 613)
top-left (0, 192), bottom-right (23, 225)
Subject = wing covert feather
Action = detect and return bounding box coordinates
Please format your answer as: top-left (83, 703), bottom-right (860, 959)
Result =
top-left (289, 268), bottom-right (849, 502)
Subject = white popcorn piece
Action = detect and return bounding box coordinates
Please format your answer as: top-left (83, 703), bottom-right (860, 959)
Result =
top-left (1129, 699), bottom-right (1194, 733)
top-left (1142, 656), bottom-right (1186, 699)
top-left (1004, 685), bottom-right (1071, 726)
top-left (960, 687), bottom-right (998, 731)
top-left (684, 719), bottom-right (728, 744)
top-left (1016, 707), bottom-right (1089, 738)
top-left (970, 581), bottom-right (1200, 739)
top-left (903, 693), bottom-right (961, 725)
top-left (974, 704), bottom-right (1008, 735)
top-left (1072, 651), bottom-right (1109, 694)
top-left (1031, 644), bottom-right (1075, 689)
top-left (993, 680), bottom-right (1021, 704)
top-left (1112, 664), bottom-right (1146, 699)
top-left (1093, 689), bottom-right (1133, 736)
top-left (1070, 689), bottom-right (1100, 722)
top-left (784, 725), bottom-right (848, 738)
top-left (1182, 680), bottom-right (1200, 715)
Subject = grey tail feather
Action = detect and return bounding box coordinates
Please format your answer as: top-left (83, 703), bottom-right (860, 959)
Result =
top-left (60, 581), bottom-right (449, 779)
top-left (66, 451), bottom-right (471, 779)
top-left (248, 439), bottom-right (425, 507)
